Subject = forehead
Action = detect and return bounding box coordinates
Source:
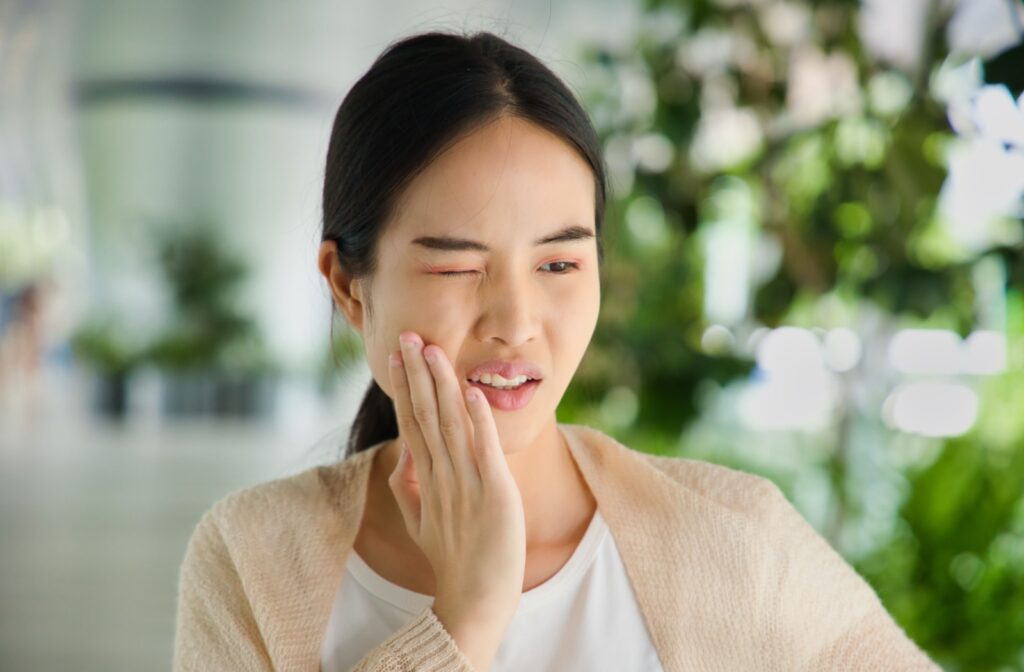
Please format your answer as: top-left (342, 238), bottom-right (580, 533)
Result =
top-left (388, 115), bottom-right (595, 244)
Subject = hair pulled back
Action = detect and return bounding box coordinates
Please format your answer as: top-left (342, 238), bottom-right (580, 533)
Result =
top-left (322, 29), bottom-right (609, 458)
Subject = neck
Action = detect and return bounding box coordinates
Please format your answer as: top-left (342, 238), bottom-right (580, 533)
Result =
top-left (505, 419), bottom-right (596, 548)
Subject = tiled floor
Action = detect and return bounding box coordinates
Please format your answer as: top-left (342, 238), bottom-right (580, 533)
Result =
top-left (0, 364), bottom-right (370, 670)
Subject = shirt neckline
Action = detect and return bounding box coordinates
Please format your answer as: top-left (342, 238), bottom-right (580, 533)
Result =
top-left (346, 507), bottom-right (608, 615)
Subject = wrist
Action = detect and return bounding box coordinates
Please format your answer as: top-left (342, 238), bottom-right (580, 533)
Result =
top-left (430, 600), bottom-right (505, 671)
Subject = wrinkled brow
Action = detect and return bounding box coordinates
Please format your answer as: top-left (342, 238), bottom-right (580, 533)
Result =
top-left (411, 224), bottom-right (595, 252)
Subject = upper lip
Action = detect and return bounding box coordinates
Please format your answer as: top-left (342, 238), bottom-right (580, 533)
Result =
top-left (465, 359), bottom-right (544, 381)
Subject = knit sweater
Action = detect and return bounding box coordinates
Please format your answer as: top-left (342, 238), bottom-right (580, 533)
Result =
top-left (172, 423), bottom-right (941, 671)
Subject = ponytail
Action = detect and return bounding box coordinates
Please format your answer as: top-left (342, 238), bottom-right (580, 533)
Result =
top-left (346, 379), bottom-right (398, 458)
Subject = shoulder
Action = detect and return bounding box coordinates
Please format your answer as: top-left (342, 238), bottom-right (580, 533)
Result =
top-left (626, 440), bottom-right (890, 617)
top-left (191, 448), bottom-right (376, 553)
top-left (174, 451), bottom-right (379, 668)
top-left (639, 451), bottom-right (786, 518)
top-left (564, 423), bottom-right (783, 520)
top-left (562, 425), bottom-right (939, 666)
top-left (635, 446), bottom-right (832, 552)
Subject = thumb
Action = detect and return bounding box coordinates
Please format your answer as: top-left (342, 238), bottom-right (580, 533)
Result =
top-left (387, 443), bottom-right (421, 536)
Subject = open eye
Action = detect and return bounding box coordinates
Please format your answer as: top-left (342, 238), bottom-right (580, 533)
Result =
top-left (540, 261), bottom-right (580, 274)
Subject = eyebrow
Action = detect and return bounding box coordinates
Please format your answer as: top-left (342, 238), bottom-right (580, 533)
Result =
top-left (410, 224), bottom-right (595, 253)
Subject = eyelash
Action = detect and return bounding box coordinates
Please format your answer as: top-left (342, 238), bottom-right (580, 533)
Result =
top-left (436, 261), bottom-right (581, 277)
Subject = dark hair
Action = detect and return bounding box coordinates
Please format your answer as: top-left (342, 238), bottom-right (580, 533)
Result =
top-left (322, 29), bottom-right (609, 459)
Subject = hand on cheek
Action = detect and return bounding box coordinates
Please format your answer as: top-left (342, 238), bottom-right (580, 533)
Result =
top-left (384, 329), bottom-right (527, 635)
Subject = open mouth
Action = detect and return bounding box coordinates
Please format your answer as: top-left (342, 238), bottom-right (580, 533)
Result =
top-left (466, 372), bottom-right (540, 389)
top-left (465, 378), bottom-right (541, 411)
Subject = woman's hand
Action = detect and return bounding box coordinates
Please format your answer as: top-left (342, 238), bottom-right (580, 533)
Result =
top-left (386, 330), bottom-right (526, 667)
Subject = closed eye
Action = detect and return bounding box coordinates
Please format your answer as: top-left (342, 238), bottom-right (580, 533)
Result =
top-left (436, 270), bottom-right (476, 276)
top-left (436, 261), bottom-right (581, 277)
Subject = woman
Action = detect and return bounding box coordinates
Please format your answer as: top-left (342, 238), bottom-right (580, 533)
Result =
top-left (172, 30), bottom-right (940, 671)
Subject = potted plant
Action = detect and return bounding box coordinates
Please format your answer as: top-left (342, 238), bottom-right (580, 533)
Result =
top-left (146, 222), bottom-right (279, 418)
top-left (70, 316), bottom-right (145, 418)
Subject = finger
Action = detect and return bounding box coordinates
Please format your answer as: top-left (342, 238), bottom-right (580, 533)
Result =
top-left (465, 383), bottom-right (504, 478)
top-left (398, 332), bottom-right (454, 479)
top-left (422, 343), bottom-right (478, 485)
top-left (387, 443), bottom-right (422, 536)
top-left (388, 348), bottom-right (432, 480)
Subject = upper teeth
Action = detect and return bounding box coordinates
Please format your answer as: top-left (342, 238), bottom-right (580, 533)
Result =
top-left (469, 373), bottom-right (532, 387)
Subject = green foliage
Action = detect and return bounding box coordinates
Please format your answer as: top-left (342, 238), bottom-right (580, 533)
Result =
top-left (69, 316), bottom-right (145, 375)
top-left (71, 222), bottom-right (278, 378)
top-left (147, 223), bottom-right (275, 373)
top-left (558, 0), bottom-right (1024, 667)
top-left (856, 291), bottom-right (1024, 670)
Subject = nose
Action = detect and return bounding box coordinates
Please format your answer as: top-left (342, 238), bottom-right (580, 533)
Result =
top-left (475, 266), bottom-right (542, 347)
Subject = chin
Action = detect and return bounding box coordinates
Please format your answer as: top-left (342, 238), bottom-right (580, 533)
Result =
top-left (491, 426), bottom-right (533, 455)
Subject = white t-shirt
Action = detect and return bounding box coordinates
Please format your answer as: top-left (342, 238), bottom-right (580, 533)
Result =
top-left (320, 508), bottom-right (664, 671)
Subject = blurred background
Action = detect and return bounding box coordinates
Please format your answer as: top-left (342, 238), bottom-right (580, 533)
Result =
top-left (1, 0), bottom-right (1022, 669)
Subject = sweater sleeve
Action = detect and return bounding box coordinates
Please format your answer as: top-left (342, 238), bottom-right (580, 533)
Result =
top-left (757, 481), bottom-right (941, 671)
top-left (346, 605), bottom-right (477, 672)
top-left (173, 511), bottom-right (476, 671)
top-left (172, 511), bottom-right (273, 671)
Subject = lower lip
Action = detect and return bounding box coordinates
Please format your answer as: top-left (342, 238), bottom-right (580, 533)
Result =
top-left (466, 379), bottom-right (541, 411)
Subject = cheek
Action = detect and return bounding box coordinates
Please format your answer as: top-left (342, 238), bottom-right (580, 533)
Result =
top-left (552, 282), bottom-right (600, 357)
top-left (369, 314), bottom-right (463, 381)
top-left (550, 274), bottom-right (600, 319)
top-left (406, 274), bottom-right (468, 309)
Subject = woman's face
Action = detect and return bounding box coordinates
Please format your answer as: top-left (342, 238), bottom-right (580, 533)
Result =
top-left (325, 115), bottom-right (601, 454)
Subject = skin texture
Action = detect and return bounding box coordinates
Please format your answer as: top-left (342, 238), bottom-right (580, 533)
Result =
top-left (317, 114), bottom-right (600, 598)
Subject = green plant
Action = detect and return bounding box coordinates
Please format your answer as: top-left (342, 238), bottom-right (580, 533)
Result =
top-left (70, 316), bottom-right (144, 375)
top-left (147, 222), bottom-right (276, 374)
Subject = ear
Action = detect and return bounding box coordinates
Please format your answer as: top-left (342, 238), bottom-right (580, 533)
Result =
top-left (318, 240), bottom-right (365, 334)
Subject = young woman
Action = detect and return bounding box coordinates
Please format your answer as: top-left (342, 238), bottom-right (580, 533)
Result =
top-left (172, 30), bottom-right (940, 671)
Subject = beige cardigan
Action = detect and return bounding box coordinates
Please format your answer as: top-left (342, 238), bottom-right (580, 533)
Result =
top-left (172, 423), bottom-right (940, 671)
